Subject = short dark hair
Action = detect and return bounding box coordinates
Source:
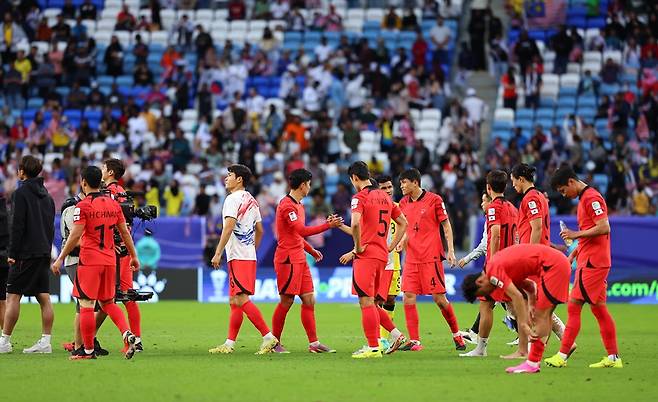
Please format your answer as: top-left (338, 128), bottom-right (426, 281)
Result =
top-left (103, 158), bottom-right (125, 179)
top-left (399, 168), bottom-right (421, 185)
top-left (82, 166), bottom-right (103, 189)
top-left (347, 161), bottom-right (370, 180)
top-left (376, 175), bottom-right (393, 184)
top-left (550, 164), bottom-right (579, 190)
top-left (461, 273), bottom-right (481, 303)
top-left (511, 163), bottom-right (536, 182)
top-left (289, 168), bottom-right (312, 190)
top-left (228, 164), bottom-right (252, 185)
top-left (19, 155), bottom-right (43, 178)
top-left (486, 170), bottom-right (508, 193)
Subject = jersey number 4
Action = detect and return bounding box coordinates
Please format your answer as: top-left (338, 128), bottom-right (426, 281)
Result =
top-left (94, 224), bottom-right (116, 250)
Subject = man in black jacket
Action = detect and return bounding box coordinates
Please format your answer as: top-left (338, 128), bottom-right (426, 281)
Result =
top-left (0, 195), bottom-right (9, 332)
top-left (0, 156), bottom-right (55, 354)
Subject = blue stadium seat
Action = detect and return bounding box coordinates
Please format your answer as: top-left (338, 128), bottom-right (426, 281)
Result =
top-left (577, 96), bottom-right (597, 108)
top-left (363, 21), bottom-right (380, 31)
top-left (528, 30), bottom-right (545, 41)
top-left (284, 31), bottom-right (303, 43)
top-left (64, 110), bottom-right (82, 121)
top-left (515, 108), bottom-right (534, 121)
top-left (116, 76), bottom-right (133, 87)
top-left (578, 107), bottom-right (596, 121)
top-left (539, 98), bottom-right (556, 108)
top-left (84, 110), bottom-right (102, 121)
top-left (601, 83), bottom-right (620, 96)
top-left (48, 0), bottom-right (65, 7)
top-left (557, 97), bottom-right (576, 109)
top-left (88, 119), bottom-right (101, 131)
top-left (98, 75), bottom-right (114, 86)
top-left (555, 108), bottom-right (574, 121)
top-left (515, 119), bottom-right (534, 131)
top-left (536, 118), bottom-right (554, 129)
top-left (493, 120), bottom-right (513, 131)
top-left (23, 109), bottom-right (37, 121)
top-left (507, 29), bottom-right (520, 44)
top-left (399, 31), bottom-right (416, 42)
top-left (380, 31), bottom-right (398, 43)
top-left (305, 31), bottom-right (322, 42)
top-left (560, 86), bottom-right (578, 96)
top-left (567, 6), bottom-right (588, 17)
top-left (593, 174), bottom-right (608, 194)
top-left (27, 98), bottom-right (44, 109)
top-left (587, 17), bottom-right (606, 28)
top-left (536, 108), bottom-right (555, 120)
top-left (111, 109), bottom-right (121, 119)
top-left (567, 16), bottom-right (586, 27)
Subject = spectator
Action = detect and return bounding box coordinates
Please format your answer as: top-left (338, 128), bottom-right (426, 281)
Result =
top-left (79, 0), bottom-right (97, 20)
top-left (331, 182), bottom-right (351, 217)
top-left (132, 34), bottom-right (149, 64)
top-left (578, 69), bottom-right (600, 97)
top-left (310, 190), bottom-right (332, 217)
top-left (66, 82), bottom-right (88, 109)
top-left (550, 25), bottom-right (573, 75)
top-left (324, 5), bottom-right (343, 32)
top-left (161, 45), bottom-right (181, 72)
top-left (0, 12), bottom-right (27, 64)
top-left (641, 36), bottom-right (658, 66)
top-left (345, 73), bottom-right (365, 115)
top-left (134, 63), bottom-right (153, 86)
top-left (227, 0), bottom-right (246, 20)
top-left (252, 0), bottom-right (270, 19)
top-left (14, 49), bottom-right (32, 89)
top-left (523, 63), bottom-right (542, 109)
top-left (287, 8), bottom-right (305, 32)
top-left (115, 4), bottom-right (136, 31)
top-left (430, 17), bottom-right (451, 66)
top-left (149, 0), bottom-right (162, 30)
top-left (401, 8), bottom-right (419, 31)
top-left (412, 139), bottom-right (431, 174)
top-left (632, 182), bottom-right (653, 216)
top-left (270, 0), bottom-right (290, 20)
top-left (61, 0), bottom-right (76, 19)
top-left (302, 81), bottom-right (321, 115)
top-left (468, 9), bottom-right (487, 70)
top-left (501, 66), bottom-right (517, 110)
top-left (35, 17), bottom-right (52, 42)
top-left (174, 14), bottom-right (194, 50)
top-left (382, 7), bottom-right (401, 30)
top-left (514, 30), bottom-right (540, 78)
top-left (24, 6), bottom-right (41, 40)
top-left (71, 16), bottom-right (88, 41)
top-left (462, 88), bottom-right (487, 128)
top-left (163, 180), bottom-right (184, 216)
top-left (194, 25), bottom-right (213, 59)
top-left (104, 35), bottom-right (124, 77)
top-left (259, 27), bottom-right (279, 56)
top-left (193, 185), bottom-right (211, 216)
top-left (314, 36), bottom-right (332, 63)
top-left (422, 0), bottom-right (439, 20)
top-left (412, 29), bottom-right (429, 67)
top-left (600, 57), bottom-right (621, 84)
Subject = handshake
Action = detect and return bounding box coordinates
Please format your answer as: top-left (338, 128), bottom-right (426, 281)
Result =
top-left (326, 214), bottom-right (344, 228)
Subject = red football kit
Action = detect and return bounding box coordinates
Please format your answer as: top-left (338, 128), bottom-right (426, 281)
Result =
top-left (399, 190), bottom-right (448, 295)
top-left (72, 192), bottom-right (126, 301)
top-left (274, 195), bottom-right (330, 295)
top-left (106, 181), bottom-right (133, 291)
top-left (486, 196), bottom-right (519, 261)
top-left (517, 187), bottom-right (550, 245)
top-left (485, 244), bottom-right (570, 309)
top-left (351, 186), bottom-right (401, 299)
top-left (572, 186), bottom-right (611, 304)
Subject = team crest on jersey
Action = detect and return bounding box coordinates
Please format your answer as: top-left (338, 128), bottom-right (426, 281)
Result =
top-left (528, 201), bottom-right (537, 209)
top-left (487, 207), bottom-right (496, 221)
top-left (288, 211), bottom-right (298, 222)
top-left (490, 276), bottom-right (504, 288)
top-left (351, 198), bottom-right (359, 209)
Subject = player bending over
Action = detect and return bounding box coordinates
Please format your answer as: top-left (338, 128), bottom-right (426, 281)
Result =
top-left (209, 164), bottom-right (278, 355)
top-left (462, 244), bottom-right (571, 374)
top-left (544, 165), bottom-right (622, 369)
top-left (271, 168), bottom-right (342, 353)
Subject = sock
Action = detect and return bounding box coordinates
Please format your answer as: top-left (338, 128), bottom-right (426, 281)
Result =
top-left (101, 302), bottom-right (130, 335)
top-left (263, 332), bottom-right (276, 340)
top-left (380, 304), bottom-right (395, 338)
top-left (225, 339), bottom-right (236, 348)
top-left (310, 340), bottom-right (320, 347)
top-left (389, 328), bottom-right (402, 340)
top-left (124, 301), bottom-right (141, 337)
top-left (41, 334), bottom-right (51, 343)
top-left (241, 301), bottom-right (270, 337)
top-left (79, 307), bottom-right (96, 352)
top-left (551, 314), bottom-right (566, 340)
top-left (1, 332), bottom-right (11, 342)
top-left (377, 306), bottom-right (397, 333)
top-left (608, 354), bottom-right (619, 361)
top-left (526, 360), bottom-right (540, 368)
top-left (440, 303), bottom-right (460, 334)
top-left (591, 304), bottom-right (619, 356)
top-left (404, 304), bottom-right (420, 342)
top-left (528, 339), bottom-right (546, 363)
top-left (470, 313), bottom-right (481, 334)
top-left (300, 304), bottom-right (318, 343)
top-left (228, 304), bottom-right (244, 341)
top-left (361, 305), bottom-right (380, 348)
top-left (559, 302), bottom-right (583, 357)
top-left (272, 303), bottom-right (291, 341)
top-left (476, 337), bottom-right (488, 353)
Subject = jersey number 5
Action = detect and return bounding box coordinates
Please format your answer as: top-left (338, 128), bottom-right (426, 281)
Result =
top-left (377, 210), bottom-right (389, 237)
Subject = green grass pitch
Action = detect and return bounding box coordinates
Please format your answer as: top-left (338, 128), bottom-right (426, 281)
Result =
top-left (2, 302), bottom-right (657, 401)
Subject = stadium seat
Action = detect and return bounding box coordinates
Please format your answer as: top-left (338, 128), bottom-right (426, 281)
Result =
top-left (494, 108), bottom-right (514, 123)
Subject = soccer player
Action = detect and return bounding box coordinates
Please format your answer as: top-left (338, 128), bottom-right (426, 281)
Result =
top-left (460, 170), bottom-right (518, 357)
top-left (397, 168), bottom-right (465, 351)
top-left (209, 164), bottom-right (278, 355)
top-left (340, 162), bottom-right (408, 359)
top-left (461, 244), bottom-right (571, 374)
top-left (271, 168), bottom-right (342, 353)
top-left (95, 159), bottom-right (143, 352)
top-left (544, 165), bottom-right (622, 369)
top-left (52, 166), bottom-right (140, 360)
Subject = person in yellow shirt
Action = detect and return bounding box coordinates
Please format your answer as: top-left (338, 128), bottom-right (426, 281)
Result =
top-left (145, 179), bottom-right (161, 216)
top-left (163, 180), bottom-right (184, 216)
top-left (13, 49), bottom-right (32, 83)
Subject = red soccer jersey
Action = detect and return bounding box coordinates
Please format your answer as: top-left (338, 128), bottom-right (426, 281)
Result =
top-left (576, 186), bottom-right (611, 268)
top-left (274, 194), bottom-right (330, 263)
top-left (517, 187), bottom-right (550, 245)
top-left (351, 186), bottom-right (401, 262)
top-left (486, 197), bottom-right (519, 260)
top-left (399, 190), bottom-right (448, 264)
top-left (74, 192), bottom-right (126, 266)
top-left (106, 181), bottom-right (126, 202)
top-left (486, 244), bottom-right (567, 292)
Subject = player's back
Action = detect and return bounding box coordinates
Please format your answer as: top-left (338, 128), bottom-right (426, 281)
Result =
top-left (490, 244), bottom-right (568, 286)
top-left (576, 186), bottom-right (611, 268)
top-left (352, 186), bottom-right (398, 262)
top-left (518, 188), bottom-right (550, 245)
top-left (486, 197), bottom-right (519, 259)
top-left (76, 193), bottom-right (124, 265)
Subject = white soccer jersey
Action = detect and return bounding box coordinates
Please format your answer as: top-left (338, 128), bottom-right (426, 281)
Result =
top-left (222, 190), bottom-right (262, 262)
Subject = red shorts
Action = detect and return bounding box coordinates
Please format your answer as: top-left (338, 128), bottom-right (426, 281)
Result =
top-left (402, 261), bottom-right (446, 295)
top-left (570, 267), bottom-right (610, 304)
top-left (379, 269), bottom-right (394, 298)
top-left (118, 255), bottom-right (134, 291)
top-left (72, 264), bottom-right (116, 302)
top-left (536, 259), bottom-right (570, 310)
top-left (352, 258), bottom-right (387, 300)
top-left (275, 261), bottom-right (314, 295)
top-left (228, 260), bottom-right (257, 297)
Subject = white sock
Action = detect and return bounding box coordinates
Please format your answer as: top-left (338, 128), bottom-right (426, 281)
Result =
top-left (225, 339), bottom-right (236, 348)
top-left (558, 352), bottom-right (568, 360)
top-left (263, 332), bottom-right (275, 341)
top-left (526, 360), bottom-right (540, 368)
top-left (476, 337), bottom-right (488, 352)
top-left (389, 328), bottom-right (402, 340)
top-left (608, 354), bottom-right (619, 361)
top-left (41, 334), bottom-right (51, 343)
top-left (84, 348), bottom-right (95, 354)
top-left (1, 333), bottom-right (11, 342)
top-left (369, 346), bottom-right (379, 352)
top-left (310, 341), bottom-right (320, 347)
top-left (452, 332), bottom-right (459, 337)
top-left (122, 331), bottom-right (130, 340)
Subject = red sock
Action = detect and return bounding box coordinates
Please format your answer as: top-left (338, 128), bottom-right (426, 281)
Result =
top-left (377, 306), bottom-right (396, 332)
top-left (404, 304), bottom-right (420, 341)
top-left (361, 305), bottom-right (380, 348)
top-left (559, 302), bottom-right (583, 355)
top-left (241, 301), bottom-right (270, 336)
top-left (528, 339), bottom-right (546, 363)
top-left (590, 304), bottom-right (619, 356)
top-left (228, 304), bottom-right (243, 341)
top-left (301, 304), bottom-right (318, 343)
top-left (440, 303), bottom-right (459, 334)
top-left (124, 301), bottom-right (141, 337)
top-left (272, 303), bottom-right (291, 341)
top-left (79, 307), bottom-right (95, 351)
top-left (101, 302), bottom-right (129, 335)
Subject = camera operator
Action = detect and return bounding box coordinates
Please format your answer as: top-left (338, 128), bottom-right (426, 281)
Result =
top-left (52, 166), bottom-right (140, 360)
top-left (99, 158), bottom-right (143, 352)
top-left (1, 156), bottom-right (55, 355)
top-left (60, 192), bottom-right (110, 357)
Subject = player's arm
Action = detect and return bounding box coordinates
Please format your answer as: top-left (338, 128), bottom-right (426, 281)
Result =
top-left (459, 224), bottom-right (487, 267)
top-left (504, 282), bottom-right (537, 341)
top-left (388, 213), bottom-right (407, 252)
top-left (8, 192), bottom-right (26, 264)
top-left (303, 239), bottom-right (323, 262)
top-left (255, 221), bottom-right (264, 249)
top-left (52, 224), bottom-right (84, 274)
top-left (441, 219), bottom-right (457, 265)
top-left (566, 218), bottom-right (610, 240)
top-left (117, 221), bottom-right (140, 271)
top-left (489, 223), bottom-right (501, 256)
top-left (211, 217), bottom-right (237, 269)
top-left (351, 211), bottom-right (363, 253)
top-left (337, 223), bottom-right (353, 236)
top-left (529, 218), bottom-right (542, 244)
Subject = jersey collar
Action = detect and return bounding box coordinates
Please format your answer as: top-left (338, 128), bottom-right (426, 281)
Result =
top-left (286, 194), bottom-right (300, 204)
top-left (493, 195), bottom-right (506, 202)
top-left (578, 185), bottom-right (591, 199)
top-left (409, 189), bottom-right (426, 203)
top-left (522, 186), bottom-right (537, 197)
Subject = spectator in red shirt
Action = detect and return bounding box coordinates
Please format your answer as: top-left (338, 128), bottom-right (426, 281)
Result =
top-left (411, 29), bottom-right (428, 67)
top-left (228, 0), bottom-right (246, 20)
top-left (10, 117), bottom-right (28, 148)
top-left (641, 36), bottom-right (658, 64)
top-left (116, 4), bottom-right (136, 31)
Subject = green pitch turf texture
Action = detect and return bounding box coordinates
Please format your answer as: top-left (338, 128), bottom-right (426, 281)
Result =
top-left (3, 302), bottom-right (657, 402)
